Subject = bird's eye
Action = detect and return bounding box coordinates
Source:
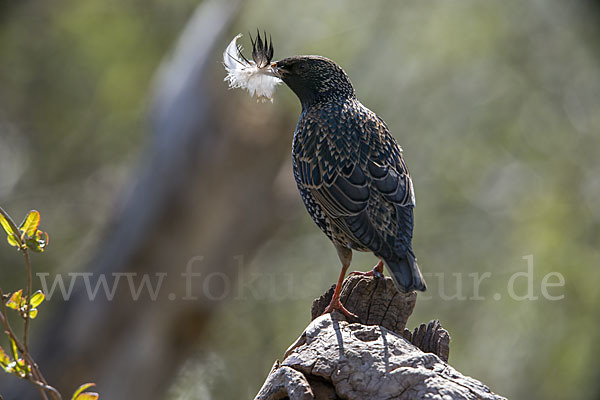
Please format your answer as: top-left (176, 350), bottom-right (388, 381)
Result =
top-left (294, 63), bottom-right (308, 73)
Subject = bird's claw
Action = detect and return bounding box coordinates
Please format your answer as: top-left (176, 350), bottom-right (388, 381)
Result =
top-left (349, 261), bottom-right (385, 279)
top-left (349, 269), bottom-right (378, 278)
top-left (322, 298), bottom-right (358, 320)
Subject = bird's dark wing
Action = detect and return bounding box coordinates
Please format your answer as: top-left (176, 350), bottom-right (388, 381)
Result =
top-left (363, 113), bottom-right (415, 256)
top-left (293, 102), bottom-right (415, 259)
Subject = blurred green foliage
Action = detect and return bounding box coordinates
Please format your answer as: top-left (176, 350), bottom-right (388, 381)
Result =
top-left (1, 0), bottom-right (600, 399)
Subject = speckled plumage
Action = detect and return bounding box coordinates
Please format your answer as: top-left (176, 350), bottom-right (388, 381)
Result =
top-left (275, 55), bottom-right (426, 293)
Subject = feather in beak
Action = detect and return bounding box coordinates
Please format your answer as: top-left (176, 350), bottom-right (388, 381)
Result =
top-left (223, 31), bottom-right (282, 101)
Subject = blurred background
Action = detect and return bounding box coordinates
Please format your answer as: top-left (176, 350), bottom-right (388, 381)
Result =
top-left (1, 0), bottom-right (599, 399)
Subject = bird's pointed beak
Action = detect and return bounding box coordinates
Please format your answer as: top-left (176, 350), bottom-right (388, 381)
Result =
top-left (269, 61), bottom-right (287, 79)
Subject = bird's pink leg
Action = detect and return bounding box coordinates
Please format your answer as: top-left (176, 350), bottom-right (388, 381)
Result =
top-left (350, 260), bottom-right (384, 279)
top-left (322, 262), bottom-right (358, 319)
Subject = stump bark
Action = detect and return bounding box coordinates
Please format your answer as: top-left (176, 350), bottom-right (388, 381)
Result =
top-left (255, 275), bottom-right (505, 400)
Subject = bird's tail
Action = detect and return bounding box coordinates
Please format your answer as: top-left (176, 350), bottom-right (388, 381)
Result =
top-left (386, 252), bottom-right (427, 292)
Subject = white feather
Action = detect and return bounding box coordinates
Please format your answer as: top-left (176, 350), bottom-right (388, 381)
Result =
top-left (223, 34), bottom-right (282, 101)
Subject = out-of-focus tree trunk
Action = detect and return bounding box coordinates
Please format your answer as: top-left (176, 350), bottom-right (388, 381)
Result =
top-left (5, 0), bottom-right (297, 398)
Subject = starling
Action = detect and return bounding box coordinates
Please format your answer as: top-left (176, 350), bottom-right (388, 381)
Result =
top-left (223, 33), bottom-right (426, 317)
top-left (272, 54), bottom-right (427, 317)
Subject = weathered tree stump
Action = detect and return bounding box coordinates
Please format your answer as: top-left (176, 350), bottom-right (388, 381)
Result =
top-left (255, 275), bottom-right (505, 400)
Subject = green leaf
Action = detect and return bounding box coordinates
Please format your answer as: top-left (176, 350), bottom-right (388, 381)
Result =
top-left (0, 345), bottom-right (10, 367)
top-left (6, 290), bottom-right (23, 310)
top-left (6, 233), bottom-right (19, 247)
top-left (0, 209), bottom-right (20, 248)
top-left (71, 383), bottom-right (96, 400)
top-left (25, 230), bottom-right (49, 253)
top-left (13, 358), bottom-right (29, 378)
top-left (5, 360), bottom-right (17, 374)
top-left (20, 210), bottom-right (40, 239)
top-left (0, 212), bottom-right (16, 237)
top-left (40, 231), bottom-right (49, 248)
top-left (29, 290), bottom-right (45, 308)
top-left (9, 337), bottom-right (19, 361)
top-left (28, 308), bottom-right (38, 319)
top-left (75, 393), bottom-right (99, 400)
top-left (25, 239), bottom-right (44, 252)
top-left (5, 338), bottom-right (28, 378)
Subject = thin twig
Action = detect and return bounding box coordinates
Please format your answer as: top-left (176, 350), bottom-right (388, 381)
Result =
top-left (23, 249), bottom-right (32, 353)
top-left (0, 302), bottom-right (49, 400)
top-left (28, 377), bottom-right (62, 400)
top-left (32, 378), bottom-right (51, 400)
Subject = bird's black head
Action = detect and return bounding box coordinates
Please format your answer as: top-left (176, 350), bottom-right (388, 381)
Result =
top-left (273, 56), bottom-right (355, 108)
